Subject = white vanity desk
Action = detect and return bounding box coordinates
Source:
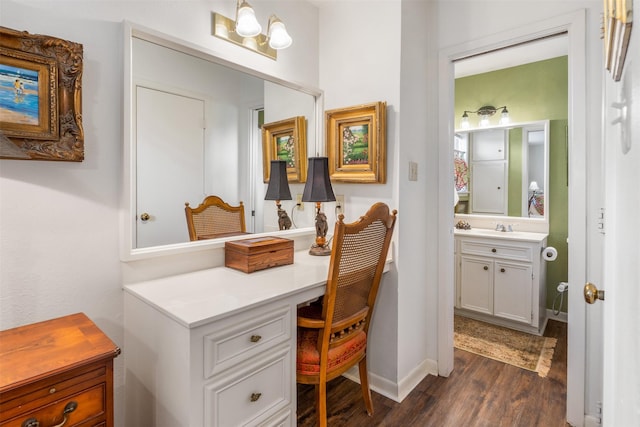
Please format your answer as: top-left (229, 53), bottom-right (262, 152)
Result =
top-left (124, 250), bottom-right (391, 427)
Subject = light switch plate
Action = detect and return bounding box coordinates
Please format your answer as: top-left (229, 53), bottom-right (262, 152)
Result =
top-left (409, 161), bottom-right (418, 181)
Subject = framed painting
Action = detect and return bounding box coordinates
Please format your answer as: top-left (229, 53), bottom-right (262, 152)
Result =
top-left (603, 0), bottom-right (633, 81)
top-left (262, 116), bottom-right (307, 183)
top-left (326, 101), bottom-right (386, 183)
top-left (0, 27), bottom-right (84, 161)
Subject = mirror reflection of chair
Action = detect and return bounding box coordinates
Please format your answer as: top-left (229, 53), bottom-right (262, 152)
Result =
top-left (296, 202), bottom-right (398, 426)
top-left (184, 195), bottom-right (246, 241)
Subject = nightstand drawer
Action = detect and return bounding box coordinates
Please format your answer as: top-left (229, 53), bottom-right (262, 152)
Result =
top-left (205, 345), bottom-right (291, 427)
top-left (204, 305), bottom-right (290, 378)
top-left (1, 383), bottom-right (105, 427)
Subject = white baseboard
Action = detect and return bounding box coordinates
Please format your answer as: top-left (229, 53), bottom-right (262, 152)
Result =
top-left (584, 414), bottom-right (601, 426)
top-left (546, 308), bottom-right (568, 323)
top-left (342, 358), bottom-right (437, 403)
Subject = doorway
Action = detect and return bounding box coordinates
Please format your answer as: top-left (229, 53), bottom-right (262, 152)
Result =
top-left (437, 11), bottom-right (589, 426)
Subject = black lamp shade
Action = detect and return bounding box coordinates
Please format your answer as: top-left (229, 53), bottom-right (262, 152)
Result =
top-left (265, 160), bottom-right (292, 200)
top-left (302, 157), bottom-right (335, 202)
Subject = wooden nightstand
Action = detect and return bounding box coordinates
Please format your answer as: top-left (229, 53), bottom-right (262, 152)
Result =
top-left (0, 313), bottom-right (120, 427)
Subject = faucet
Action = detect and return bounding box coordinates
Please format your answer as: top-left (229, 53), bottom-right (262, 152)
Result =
top-left (495, 223), bottom-right (505, 232)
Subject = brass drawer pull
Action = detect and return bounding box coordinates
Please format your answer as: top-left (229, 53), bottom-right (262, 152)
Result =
top-left (21, 401), bottom-right (77, 427)
top-left (483, 266), bottom-right (489, 271)
top-left (250, 334), bottom-right (262, 343)
top-left (500, 268), bottom-right (506, 273)
top-left (491, 248), bottom-right (497, 253)
top-left (250, 392), bottom-right (262, 402)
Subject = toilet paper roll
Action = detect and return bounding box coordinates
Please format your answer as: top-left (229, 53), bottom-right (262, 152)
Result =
top-left (542, 246), bottom-right (558, 262)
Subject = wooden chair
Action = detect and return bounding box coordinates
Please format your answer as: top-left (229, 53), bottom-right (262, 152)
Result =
top-left (296, 202), bottom-right (397, 426)
top-left (184, 195), bottom-right (246, 241)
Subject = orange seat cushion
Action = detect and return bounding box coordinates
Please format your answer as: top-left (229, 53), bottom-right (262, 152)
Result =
top-left (296, 327), bottom-right (367, 376)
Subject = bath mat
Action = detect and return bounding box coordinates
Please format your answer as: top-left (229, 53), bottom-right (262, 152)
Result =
top-left (454, 315), bottom-right (557, 377)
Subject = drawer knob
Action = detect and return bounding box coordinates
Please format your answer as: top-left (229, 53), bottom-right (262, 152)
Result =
top-left (491, 248), bottom-right (497, 253)
top-left (250, 392), bottom-right (262, 402)
top-left (250, 334), bottom-right (262, 343)
top-left (500, 268), bottom-right (506, 273)
top-left (483, 266), bottom-right (489, 271)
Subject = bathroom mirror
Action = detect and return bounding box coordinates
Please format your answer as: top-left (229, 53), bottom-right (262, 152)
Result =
top-left (122, 23), bottom-right (321, 260)
top-left (454, 121), bottom-right (549, 220)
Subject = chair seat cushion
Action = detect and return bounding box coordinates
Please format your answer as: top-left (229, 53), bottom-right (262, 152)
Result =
top-left (296, 327), bottom-right (367, 376)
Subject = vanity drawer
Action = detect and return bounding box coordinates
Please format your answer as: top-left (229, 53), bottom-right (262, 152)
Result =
top-left (460, 240), bottom-right (533, 262)
top-left (204, 305), bottom-right (291, 378)
top-left (204, 345), bottom-right (291, 427)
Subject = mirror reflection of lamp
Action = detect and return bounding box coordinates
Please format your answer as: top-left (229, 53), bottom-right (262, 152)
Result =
top-left (265, 160), bottom-right (293, 230)
top-left (302, 157), bottom-right (336, 256)
top-left (528, 180), bottom-right (540, 217)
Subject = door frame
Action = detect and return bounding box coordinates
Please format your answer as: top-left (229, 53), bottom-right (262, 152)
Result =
top-left (437, 10), bottom-right (587, 425)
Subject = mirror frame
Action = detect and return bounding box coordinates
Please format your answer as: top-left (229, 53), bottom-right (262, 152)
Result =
top-left (454, 120), bottom-right (550, 231)
top-left (121, 22), bottom-right (323, 261)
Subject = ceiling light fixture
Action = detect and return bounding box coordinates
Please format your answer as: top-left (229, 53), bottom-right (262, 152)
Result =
top-left (460, 105), bottom-right (509, 129)
top-left (212, 0), bottom-right (292, 60)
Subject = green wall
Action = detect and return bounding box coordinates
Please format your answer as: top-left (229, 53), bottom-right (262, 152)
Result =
top-left (455, 56), bottom-right (569, 312)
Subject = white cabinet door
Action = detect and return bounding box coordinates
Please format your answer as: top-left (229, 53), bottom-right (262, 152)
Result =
top-left (471, 162), bottom-right (507, 214)
top-left (460, 256), bottom-right (493, 315)
top-left (493, 261), bottom-right (533, 324)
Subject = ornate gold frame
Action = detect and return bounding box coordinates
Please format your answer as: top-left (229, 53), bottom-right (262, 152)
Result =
top-left (603, 0), bottom-right (633, 81)
top-left (0, 27), bottom-right (84, 161)
top-left (326, 101), bottom-right (387, 183)
top-left (262, 116), bottom-right (307, 183)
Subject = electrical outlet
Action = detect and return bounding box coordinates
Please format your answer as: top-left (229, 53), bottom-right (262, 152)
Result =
top-left (296, 194), bottom-right (304, 211)
top-left (335, 195), bottom-right (345, 215)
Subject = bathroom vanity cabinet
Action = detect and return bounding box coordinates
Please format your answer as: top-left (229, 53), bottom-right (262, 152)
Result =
top-left (454, 229), bottom-right (548, 335)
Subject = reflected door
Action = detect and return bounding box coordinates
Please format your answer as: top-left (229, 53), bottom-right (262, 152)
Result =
top-left (136, 86), bottom-right (205, 248)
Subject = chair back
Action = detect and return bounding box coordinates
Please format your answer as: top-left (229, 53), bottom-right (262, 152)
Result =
top-left (185, 195), bottom-right (246, 241)
top-left (321, 202), bottom-right (397, 348)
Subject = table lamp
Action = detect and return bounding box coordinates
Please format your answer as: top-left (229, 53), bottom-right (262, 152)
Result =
top-left (302, 157), bottom-right (335, 255)
top-left (265, 160), bottom-right (293, 230)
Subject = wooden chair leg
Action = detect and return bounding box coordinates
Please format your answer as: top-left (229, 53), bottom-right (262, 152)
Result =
top-left (359, 357), bottom-right (374, 416)
top-left (315, 382), bottom-right (328, 427)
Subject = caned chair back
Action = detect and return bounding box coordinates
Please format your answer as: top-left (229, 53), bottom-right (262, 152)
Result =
top-left (184, 195), bottom-right (246, 241)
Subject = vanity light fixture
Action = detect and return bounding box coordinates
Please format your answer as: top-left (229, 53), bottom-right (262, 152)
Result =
top-left (460, 105), bottom-right (509, 128)
top-left (212, 0), bottom-right (292, 60)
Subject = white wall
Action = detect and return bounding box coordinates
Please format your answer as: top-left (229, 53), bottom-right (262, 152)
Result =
top-left (0, 2), bottom-right (319, 426)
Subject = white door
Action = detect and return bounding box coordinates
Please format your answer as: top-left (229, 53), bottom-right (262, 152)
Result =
top-left (600, 38), bottom-right (640, 425)
top-left (136, 85), bottom-right (205, 248)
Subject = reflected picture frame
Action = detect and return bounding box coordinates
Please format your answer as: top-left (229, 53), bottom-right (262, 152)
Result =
top-left (262, 116), bottom-right (307, 183)
top-left (0, 27), bottom-right (84, 161)
top-left (603, 0), bottom-right (633, 81)
top-left (326, 101), bottom-right (387, 183)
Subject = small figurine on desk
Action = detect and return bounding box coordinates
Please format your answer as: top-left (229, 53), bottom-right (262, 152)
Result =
top-left (278, 208), bottom-right (292, 230)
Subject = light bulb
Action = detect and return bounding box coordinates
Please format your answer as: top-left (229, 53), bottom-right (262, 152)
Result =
top-left (236, 1), bottom-right (262, 37)
top-left (268, 17), bottom-right (292, 49)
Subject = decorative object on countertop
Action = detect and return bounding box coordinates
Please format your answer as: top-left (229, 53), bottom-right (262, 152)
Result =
top-left (0, 313), bottom-right (120, 426)
top-left (454, 315), bottom-right (557, 377)
top-left (302, 157), bottom-right (336, 256)
top-left (326, 101), bottom-right (387, 183)
top-left (0, 26), bottom-right (84, 161)
top-left (265, 160), bottom-right (292, 230)
top-left (455, 220), bottom-right (471, 230)
top-left (296, 202), bottom-right (397, 426)
top-left (262, 116), bottom-right (307, 183)
top-left (225, 236), bottom-right (293, 273)
top-left (212, 0), bottom-right (292, 60)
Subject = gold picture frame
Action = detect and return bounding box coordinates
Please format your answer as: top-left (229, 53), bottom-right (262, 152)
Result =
top-left (326, 101), bottom-right (386, 183)
top-left (0, 27), bottom-right (84, 161)
top-left (603, 0), bottom-right (633, 81)
top-left (262, 116), bottom-right (307, 183)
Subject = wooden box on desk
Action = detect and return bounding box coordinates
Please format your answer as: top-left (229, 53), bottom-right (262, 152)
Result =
top-left (225, 236), bottom-right (294, 273)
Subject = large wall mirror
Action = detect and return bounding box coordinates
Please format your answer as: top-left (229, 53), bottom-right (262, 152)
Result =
top-left (122, 23), bottom-right (321, 260)
top-left (454, 121), bottom-right (549, 220)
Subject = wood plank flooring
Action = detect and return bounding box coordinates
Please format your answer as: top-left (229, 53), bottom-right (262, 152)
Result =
top-left (297, 319), bottom-right (567, 426)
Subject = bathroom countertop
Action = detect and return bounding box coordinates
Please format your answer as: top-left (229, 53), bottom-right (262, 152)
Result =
top-left (454, 228), bottom-right (548, 243)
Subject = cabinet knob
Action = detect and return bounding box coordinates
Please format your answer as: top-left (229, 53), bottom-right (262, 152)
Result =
top-left (483, 266), bottom-right (489, 271)
top-left (250, 335), bottom-right (262, 343)
top-left (250, 392), bottom-right (262, 402)
top-left (491, 248), bottom-right (497, 253)
top-left (500, 268), bottom-right (506, 273)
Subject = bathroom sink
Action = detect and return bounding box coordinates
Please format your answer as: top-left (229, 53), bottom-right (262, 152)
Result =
top-left (454, 228), bottom-right (547, 242)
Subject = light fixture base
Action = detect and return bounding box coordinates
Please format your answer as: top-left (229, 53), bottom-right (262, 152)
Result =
top-left (309, 243), bottom-right (332, 256)
top-left (212, 13), bottom-right (277, 60)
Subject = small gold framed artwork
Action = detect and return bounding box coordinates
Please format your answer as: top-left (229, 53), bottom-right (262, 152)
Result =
top-left (0, 27), bottom-right (84, 161)
top-left (603, 0), bottom-right (633, 81)
top-left (326, 101), bottom-right (387, 183)
top-left (262, 116), bottom-right (307, 183)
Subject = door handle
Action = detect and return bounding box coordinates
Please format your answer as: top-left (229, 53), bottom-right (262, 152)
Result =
top-left (140, 212), bottom-right (150, 222)
top-left (584, 282), bottom-right (605, 304)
